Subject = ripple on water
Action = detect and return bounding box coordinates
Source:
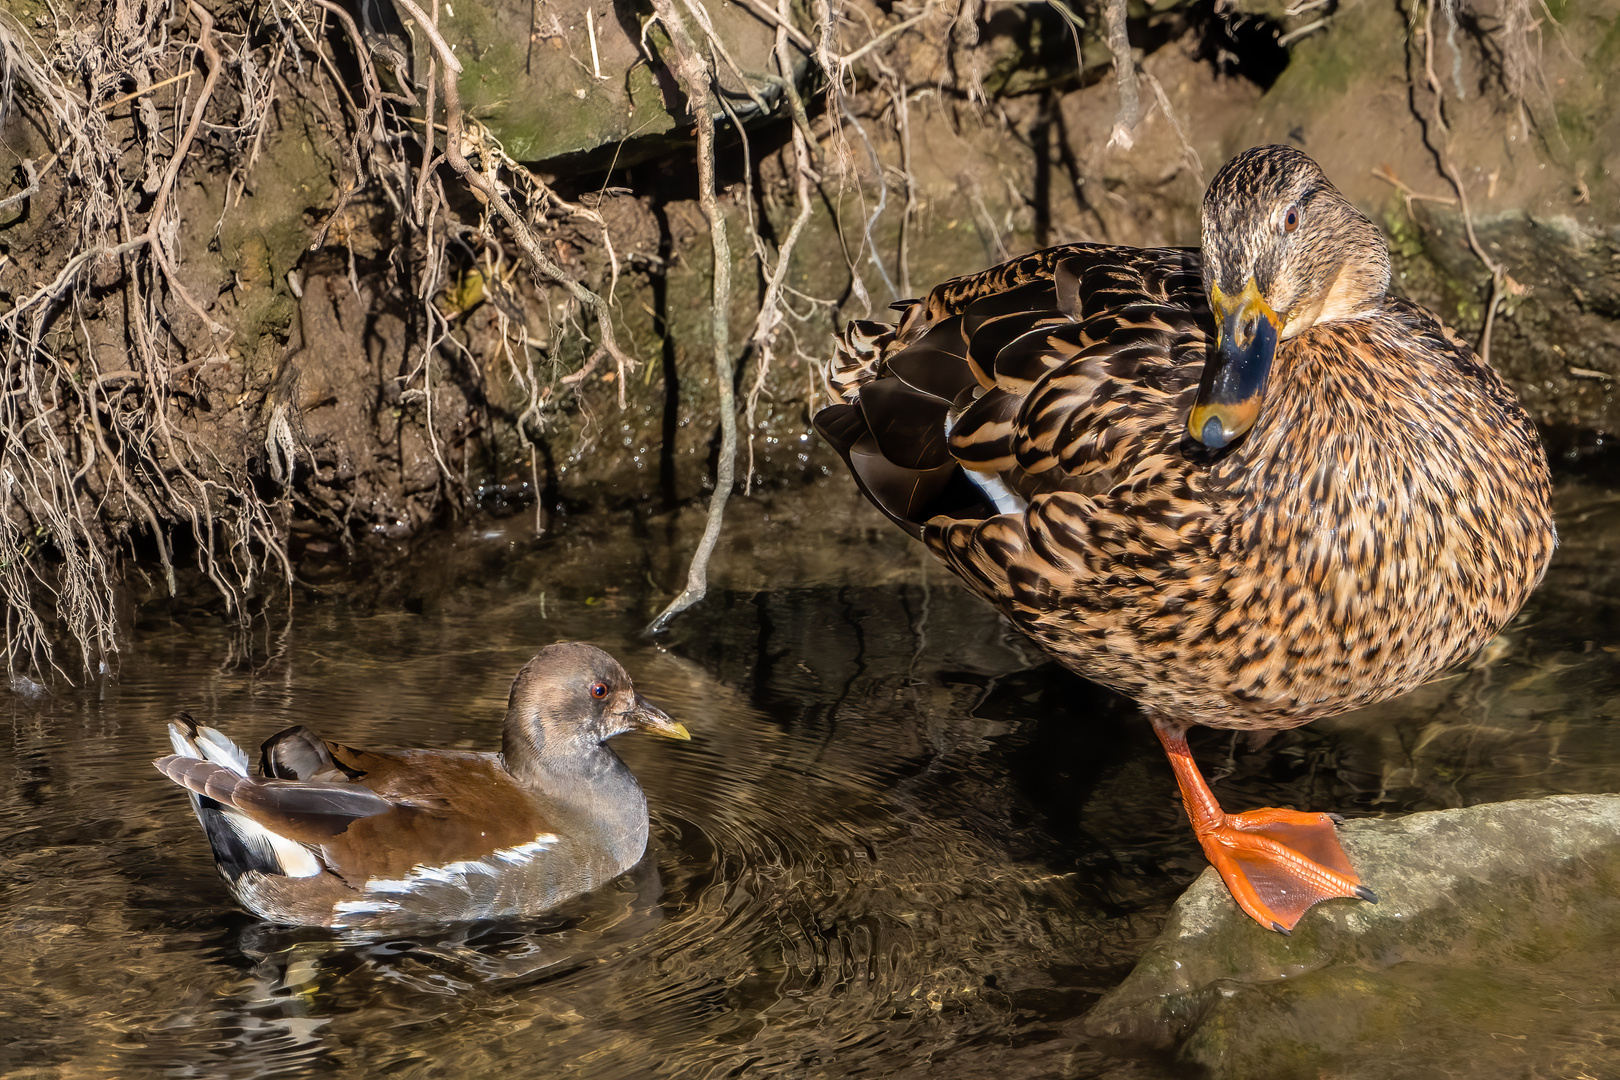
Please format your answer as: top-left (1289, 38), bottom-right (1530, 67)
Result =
top-left (4, 482), bottom-right (1619, 1078)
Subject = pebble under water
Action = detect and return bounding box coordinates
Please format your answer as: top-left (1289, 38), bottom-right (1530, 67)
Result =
top-left (2, 471), bottom-right (1618, 1079)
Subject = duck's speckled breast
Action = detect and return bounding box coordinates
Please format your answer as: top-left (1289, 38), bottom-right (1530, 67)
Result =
top-left (930, 299), bottom-right (1555, 730)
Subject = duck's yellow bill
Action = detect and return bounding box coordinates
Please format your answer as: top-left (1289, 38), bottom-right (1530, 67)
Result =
top-left (1188, 278), bottom-right (1283, 449)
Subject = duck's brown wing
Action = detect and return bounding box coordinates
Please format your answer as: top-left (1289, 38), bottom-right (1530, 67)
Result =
top-left (815, 243), bottom-right (1211, 535)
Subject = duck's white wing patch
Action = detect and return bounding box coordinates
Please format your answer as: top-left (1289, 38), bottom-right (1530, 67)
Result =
top-left (946, 411), bottom-right (1028, 516)
top-left (331, 898), bottom-right (401, 921)
top-left (166, 721), bottom-right (322, 879)
top-left (967, 469), bottom-right (1029, 515)
top-left (363, 836), bottom-right (562, 894)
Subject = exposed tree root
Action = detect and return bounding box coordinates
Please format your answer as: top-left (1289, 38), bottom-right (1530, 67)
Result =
top-left (0, 0), bottom-right (1572, 677)
top-left (1407, 0), bottom-right (1548, 365)
top-left (644, 0), bottom-right (739, 634)
top-left (0, 0), bottom-right (638, 680)
top-left (1103, 0), bottom-right (1141, 150)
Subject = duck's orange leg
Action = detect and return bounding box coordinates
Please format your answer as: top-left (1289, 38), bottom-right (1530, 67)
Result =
top-left (1151, 715), bottom-right (1377, 933)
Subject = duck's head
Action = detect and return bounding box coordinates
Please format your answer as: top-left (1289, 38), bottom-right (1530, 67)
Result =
top-left (503, 643), bottom-right (689, 770)
top-left (1188, 144), bottom-right (1392, 449)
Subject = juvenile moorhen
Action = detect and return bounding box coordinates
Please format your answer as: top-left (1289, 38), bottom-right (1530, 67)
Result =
top-left (154, 642), bottom-right (689, 928)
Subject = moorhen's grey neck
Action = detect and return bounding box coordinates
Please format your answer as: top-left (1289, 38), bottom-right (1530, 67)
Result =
top-left (154, 642), bottom-right (689, 929)
top-left (498, 644), bottom-right (683, 872)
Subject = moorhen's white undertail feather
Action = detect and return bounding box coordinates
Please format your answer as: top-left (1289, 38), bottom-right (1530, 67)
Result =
top-left (154, 642), bottom-right (689, 929)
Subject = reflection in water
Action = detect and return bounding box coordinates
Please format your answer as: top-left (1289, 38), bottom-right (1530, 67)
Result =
top-left (1, 475), bottom-right (1618, 1078)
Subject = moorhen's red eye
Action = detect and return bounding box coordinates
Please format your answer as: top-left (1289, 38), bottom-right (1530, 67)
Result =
top-left (590, 682), bottom-right (608, 699)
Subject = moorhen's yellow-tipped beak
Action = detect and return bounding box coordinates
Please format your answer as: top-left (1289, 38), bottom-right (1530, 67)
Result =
top-left (1188, 278), bottom-right (1283, 449)
top-left (630, 695), bottom-right (690, 740)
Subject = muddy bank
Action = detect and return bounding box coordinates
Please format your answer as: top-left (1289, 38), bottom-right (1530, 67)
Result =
top-left (0, 0), bottom-right (1615, 675)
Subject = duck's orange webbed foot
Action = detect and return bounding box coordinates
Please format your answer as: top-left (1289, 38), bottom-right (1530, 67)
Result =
top-left (1152, 716), bottom-right (1378, 933)
top-left (1195, 805), bottom-right (1376, 932)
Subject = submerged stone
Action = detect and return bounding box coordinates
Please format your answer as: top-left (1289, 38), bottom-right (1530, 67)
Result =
top-left (1086, 795), bottom-right (1620, 1078)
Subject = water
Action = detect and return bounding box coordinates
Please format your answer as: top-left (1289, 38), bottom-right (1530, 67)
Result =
top-left (2, 471), bottom-right (1617, 1079)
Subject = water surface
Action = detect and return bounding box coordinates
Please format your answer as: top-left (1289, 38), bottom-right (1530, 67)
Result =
top-left (2, 471), bottom-right (1617, 1078)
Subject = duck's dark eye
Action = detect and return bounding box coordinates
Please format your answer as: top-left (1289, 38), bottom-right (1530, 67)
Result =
top-left (1283, 205), bottom-right (1300, 234)
top-left (590, 682), bottom-right (608, 699)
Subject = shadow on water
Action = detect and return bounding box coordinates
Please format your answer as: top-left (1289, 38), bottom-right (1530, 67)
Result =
top-left (2, 471), bottom-right (1619, 1078)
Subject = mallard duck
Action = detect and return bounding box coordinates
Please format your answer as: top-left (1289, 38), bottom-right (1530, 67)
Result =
top-left (814, 144), bottom-right (1555, 933)
top-left (154, 643), bottom-right (690, 928)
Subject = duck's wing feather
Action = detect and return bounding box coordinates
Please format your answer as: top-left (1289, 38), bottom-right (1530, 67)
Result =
top-left (155, 713), bottom-right (392, 884)
top-left (817, 243), bottom-right (1210, 532)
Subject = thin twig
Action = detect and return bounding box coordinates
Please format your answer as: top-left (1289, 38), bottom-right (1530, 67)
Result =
top-left (384, 0), bottom-right (464, 73)
top-left (1441, 158), bottom-right (1507, 364)
top-left (97, 68), bottom-right (194, 111)
top-left (894, 77), bottom-right (916, 299)
top-left (646, 0), bottom-right (737, 634)
top-left (0, 159), bottom-right (39, 215)
top-left (844, 101), bottom-right (899, 299)
top-left (1104, 0), bottom-right (1140, 150)
top-left (838, 9), bottom-right (932, 66)
top-left (1415, 0), bottom-right (1511, 364)
top-left (742, 0), bottom-right (818, 494)
top-left (1370, 164), bottom-right (1459, 210)
top-left (733, 0), bottom-right (815, 51)
top-left (147, 2), bottom-right (220, 232)
top-left (680, 0), bottom-right (772, 117)
top-left (1277, 18), bottom-right (1328, 46)
top-left (586, 8), bottom-right (607, 80)
top-left (1421, 0), bottom-right (1449, 138)
top-left (140, 1), bottom-right (230, 339)
top-left (1142, 71), bottom-right (1204, 183)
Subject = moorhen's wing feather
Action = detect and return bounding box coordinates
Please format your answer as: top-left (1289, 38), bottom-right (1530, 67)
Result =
top-left (153, 754), bottom-right (392, 840)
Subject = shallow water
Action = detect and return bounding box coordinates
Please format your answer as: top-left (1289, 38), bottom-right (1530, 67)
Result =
top-left (3, 471), bottom-right (1619, 1079)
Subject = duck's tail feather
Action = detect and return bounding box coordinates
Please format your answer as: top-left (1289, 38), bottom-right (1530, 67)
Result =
top-left (825, 319), bottom-right (895, 406)
top-left (156, 713), bottom-right (388, 882)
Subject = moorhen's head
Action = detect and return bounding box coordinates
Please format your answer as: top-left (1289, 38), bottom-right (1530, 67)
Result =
top-left (502, 643), bottom-right (688, 768)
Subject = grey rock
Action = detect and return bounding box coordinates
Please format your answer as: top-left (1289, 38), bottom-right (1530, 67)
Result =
top-left (1412, 207), bottom-right (1620, 436)
top-left (1086, 795), bottom-right (1620, 1078)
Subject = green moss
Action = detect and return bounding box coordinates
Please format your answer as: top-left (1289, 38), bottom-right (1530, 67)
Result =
top-left (2, 0), bottom-right (48, 25)
top-left (434, 1), bottom-right (683, 166)
top-left (212, 106), bottom-right (333, 350)
top-left (1260, 0), bottom-right (1406, 108)
top-left (1589, 7), bottom-right (1620, 69)
top-left (1179, 968), bottom-right (1421, 1079)
top-left (1381, 202), bottom-right (1494, 335)
top-left (1555, 102), bottom-right (1597, 157)
top-left (1382, 207), bottom-right (1428, 262)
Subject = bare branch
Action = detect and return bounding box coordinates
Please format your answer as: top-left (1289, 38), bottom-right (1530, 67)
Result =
top-left (646, 0), bottom-right (738, 633)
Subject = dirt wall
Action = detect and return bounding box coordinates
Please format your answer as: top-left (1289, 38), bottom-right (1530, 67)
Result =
top-left (0, 0), bottom-right (1615, 677)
